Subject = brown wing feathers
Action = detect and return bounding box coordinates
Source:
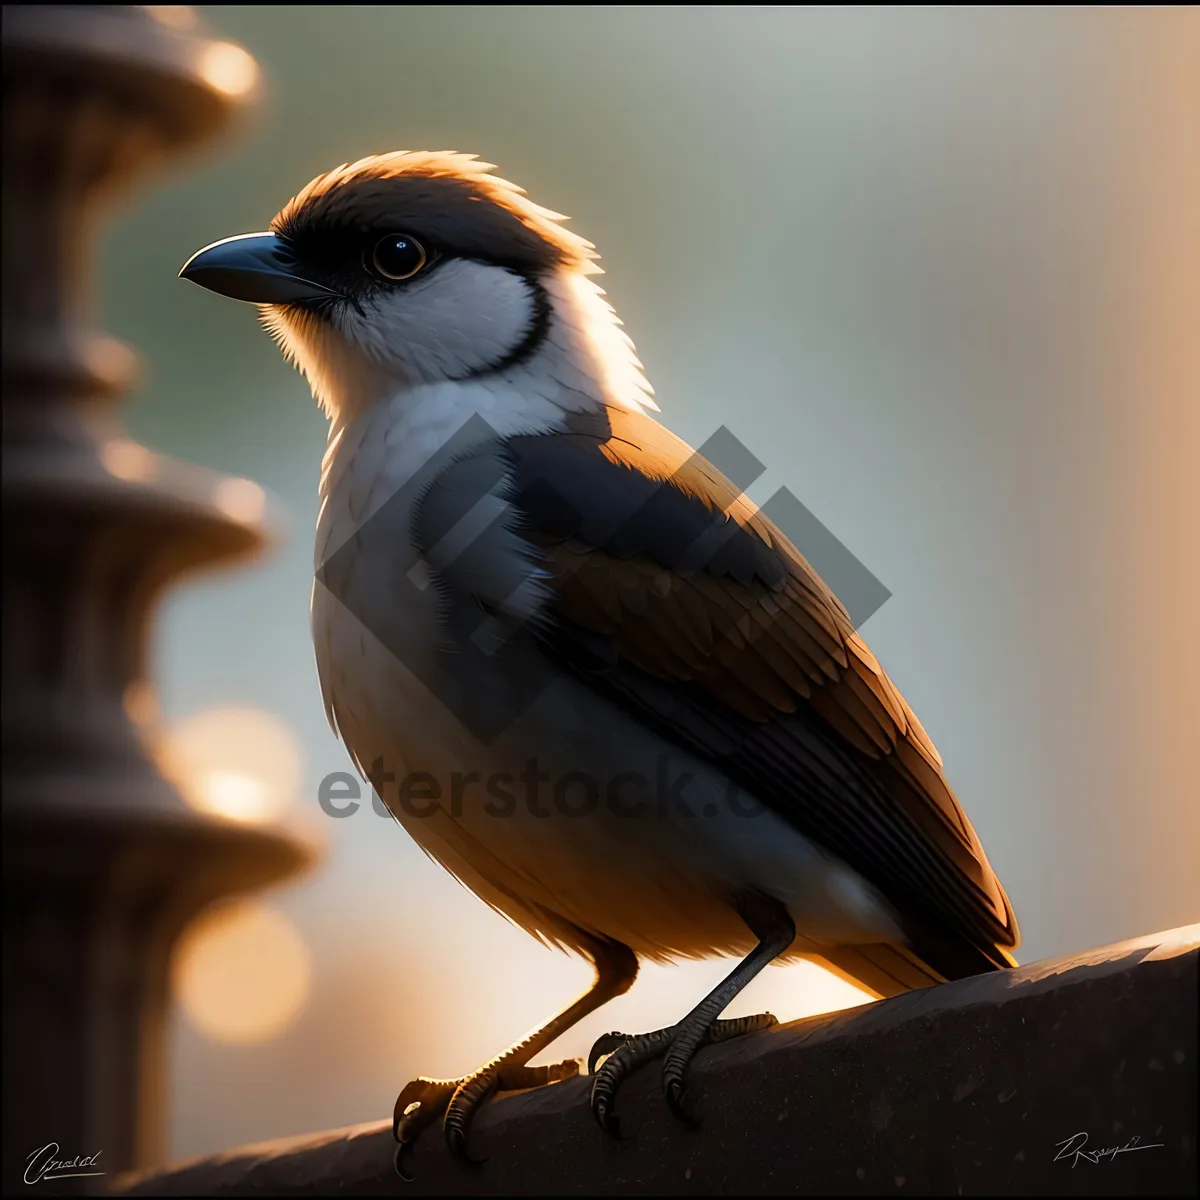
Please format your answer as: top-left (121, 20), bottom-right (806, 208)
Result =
top-left (501, 409), bottom-right (1019, 978)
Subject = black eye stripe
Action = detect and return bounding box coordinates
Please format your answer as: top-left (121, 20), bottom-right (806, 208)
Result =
top-left (277, 225), bottom-right (553, 287)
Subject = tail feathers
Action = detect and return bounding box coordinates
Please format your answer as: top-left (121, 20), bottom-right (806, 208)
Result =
top-left (818, 942), bottom-right (946, 1000)
top-left (818, 928), bottom-right (1017, 1002)
top-left (905, 912), bottom-right (1019, 981)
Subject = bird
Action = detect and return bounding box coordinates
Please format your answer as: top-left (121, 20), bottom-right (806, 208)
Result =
top-left (180, 150), bottom-right (1020, 1173)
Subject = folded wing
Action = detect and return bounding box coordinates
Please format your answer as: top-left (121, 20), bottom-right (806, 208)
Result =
top-left (418, 405), bottom-right (1020, 985)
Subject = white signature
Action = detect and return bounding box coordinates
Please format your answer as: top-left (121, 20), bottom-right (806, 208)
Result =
top-left (1053, 1131), bottom-right (1165, 1167)
top-left (23, 1144), bottom-right (104, 1185)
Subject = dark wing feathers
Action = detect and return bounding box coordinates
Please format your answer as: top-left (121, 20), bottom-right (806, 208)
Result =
top-left (494, 407), bottom-right (1019, 980)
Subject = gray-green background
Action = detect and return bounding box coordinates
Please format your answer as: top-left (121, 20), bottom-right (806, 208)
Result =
top-left (97, 6), bottom-right (1198, 1162)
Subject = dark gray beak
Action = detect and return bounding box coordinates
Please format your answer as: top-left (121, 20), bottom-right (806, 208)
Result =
top-left (179, 233), bottom-right (338, 305)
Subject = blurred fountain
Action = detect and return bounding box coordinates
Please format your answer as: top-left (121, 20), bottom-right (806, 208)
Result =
top-left (1, 6), bottom-right (313, 1190)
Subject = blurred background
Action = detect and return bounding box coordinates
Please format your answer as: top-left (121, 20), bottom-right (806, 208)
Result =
top-left (97, 6), bottom-right (1198, 1163)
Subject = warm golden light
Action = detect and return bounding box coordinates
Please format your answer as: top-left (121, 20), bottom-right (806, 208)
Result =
top-left (194, 768), bottom-right (273, 823)
top-left (786, 959), bottom-right (875, 1015)
top-left (160, 705), bottom-right (302, 824)
top-left (213, 476), bottom-right (266, 524)
top-left (143, 5), bottom-right (197, 29)
top-left (197, 41), bottom-right (258, 98)
top-left (100, 438), bottom-right (157, 483)
top-left (173, 902), bottom-right (311, 1045)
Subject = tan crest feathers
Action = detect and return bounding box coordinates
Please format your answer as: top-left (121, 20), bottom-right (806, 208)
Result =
top-left (271, 149), bottom-right (600, 274)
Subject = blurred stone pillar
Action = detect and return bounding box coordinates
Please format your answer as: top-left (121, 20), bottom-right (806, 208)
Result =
top-left (1, 6), bottom-right (312, 1190)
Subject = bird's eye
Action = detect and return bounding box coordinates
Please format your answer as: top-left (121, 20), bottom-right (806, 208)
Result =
top-left (370, 233), bottom-right (427, 281)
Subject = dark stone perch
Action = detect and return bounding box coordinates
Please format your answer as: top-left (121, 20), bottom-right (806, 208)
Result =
top-left (2, 5), bottom-right (313, 1192)
top-left (115, 927), bottom-right (1197, 1197)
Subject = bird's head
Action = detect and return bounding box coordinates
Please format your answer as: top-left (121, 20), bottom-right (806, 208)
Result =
top-left (180, 151), bottom-right (648, 417)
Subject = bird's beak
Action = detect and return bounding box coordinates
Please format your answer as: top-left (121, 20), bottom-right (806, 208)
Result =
top-left (179, 232), bottom-right (339, 305)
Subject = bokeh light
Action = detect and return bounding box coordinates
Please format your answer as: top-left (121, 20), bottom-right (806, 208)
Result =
top-left (160, 705), bottom-right (302, 824)
top-left (197, 41), bottom-right (258, 98)
top-left (100, 437), bottom-right (157, 483)
top-left (212, 476), bottom-right (267, 524)
top-left (143, 6), bottom-right (198, 30)
top-left (173, 902), bottom-right (311, 1045)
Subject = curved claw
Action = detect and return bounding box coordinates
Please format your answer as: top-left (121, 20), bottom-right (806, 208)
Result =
top-left (591, 1092), bottom-right (624, 1139)
top-left (445, 1124), bottom-right (490, 1166)
top-left (664, 1078), bottom-right (701, 1128)
top-left (443, 1071), bottom-right (499, 1165)
top-left (392, 1096), bottom-right (410, 1143)
top-left (393, 1142), bottom-right (416, 1183)
top-left (588, 1031), bottom-right (629, 1075)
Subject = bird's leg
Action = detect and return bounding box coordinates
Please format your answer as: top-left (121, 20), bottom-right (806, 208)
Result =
top-left (589, 894), bottom-right (795, 1136)
top-left (393, 935), bottom-right (637, 1177)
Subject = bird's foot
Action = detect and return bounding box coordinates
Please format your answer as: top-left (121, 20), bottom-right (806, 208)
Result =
top-left (393, 1058), bottom-right (580, 1179)
top-left (588, 1011), bottom-right (777, 1137)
